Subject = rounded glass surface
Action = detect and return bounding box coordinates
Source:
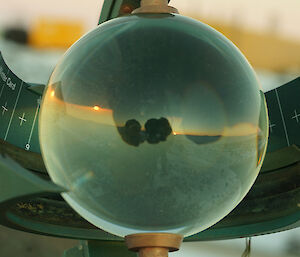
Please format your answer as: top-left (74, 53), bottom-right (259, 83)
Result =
top-left (39, 14), bottom-right (268, 237)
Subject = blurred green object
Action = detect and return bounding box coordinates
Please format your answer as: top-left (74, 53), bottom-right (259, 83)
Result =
top-left (0, 0), bottom-right (299, 256)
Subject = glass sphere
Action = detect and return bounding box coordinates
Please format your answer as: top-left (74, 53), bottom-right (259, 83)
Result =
top-left (39, 13), bottom-right (268, 237)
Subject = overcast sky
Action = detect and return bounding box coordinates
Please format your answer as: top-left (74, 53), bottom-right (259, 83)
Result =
top-left (0, 0), bottom-right (300, 41)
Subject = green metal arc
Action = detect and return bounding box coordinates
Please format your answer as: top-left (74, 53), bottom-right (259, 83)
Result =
top-left (0, 153), bottom-right (299, 241)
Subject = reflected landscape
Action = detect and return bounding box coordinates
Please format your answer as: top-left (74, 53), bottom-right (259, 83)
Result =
top-left (39, 14), bottom-right (268, 237)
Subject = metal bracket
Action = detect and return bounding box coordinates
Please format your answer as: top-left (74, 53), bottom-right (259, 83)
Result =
top-left (98, 0), bottom-right (171, 24)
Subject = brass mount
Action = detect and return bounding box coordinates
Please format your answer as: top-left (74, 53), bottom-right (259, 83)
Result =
top-left (125, 233), bottom-right (183, 257)
top-left (132, 0), bottom-right (179, 14)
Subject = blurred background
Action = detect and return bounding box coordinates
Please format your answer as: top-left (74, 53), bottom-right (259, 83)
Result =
top-left (0, 0), bottom-right (299, 256)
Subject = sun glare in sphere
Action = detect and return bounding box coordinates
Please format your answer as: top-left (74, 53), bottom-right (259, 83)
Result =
top-left (93, 105), bottom-right (101, 111)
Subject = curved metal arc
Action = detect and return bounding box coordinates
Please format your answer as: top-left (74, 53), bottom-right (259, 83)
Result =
top-left (0, 157), bottom-right (298, 241)
top-left (0, 154), bottom-right (64, 203)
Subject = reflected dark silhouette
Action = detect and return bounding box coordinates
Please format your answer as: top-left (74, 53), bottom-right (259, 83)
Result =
top-left (145, 117), bottom-right (172, 144)
top-left (186, 135), bottom-right (221, 144)
top-left (118, 119), bottom-right (143, 147)
top-left (118, 117), bottom-right (172, 146)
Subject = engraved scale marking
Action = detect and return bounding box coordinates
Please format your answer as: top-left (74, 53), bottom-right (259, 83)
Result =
top-left (1, 102), bottom-right (8, 115)
top-left (18, 113), bottom-right (27, 126)
top-left (27, 97), bottom-right (41, 149)
top-left (269, 122), bottom-right (276, 133)
top-left (0, 69), bottom-right (9, 99)
top-left (292, 110), bottom-right (300, 123)
top-left (4, 81), bottom-right (23, 140)
top-left (275, 88), bottom-right (290, 146)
